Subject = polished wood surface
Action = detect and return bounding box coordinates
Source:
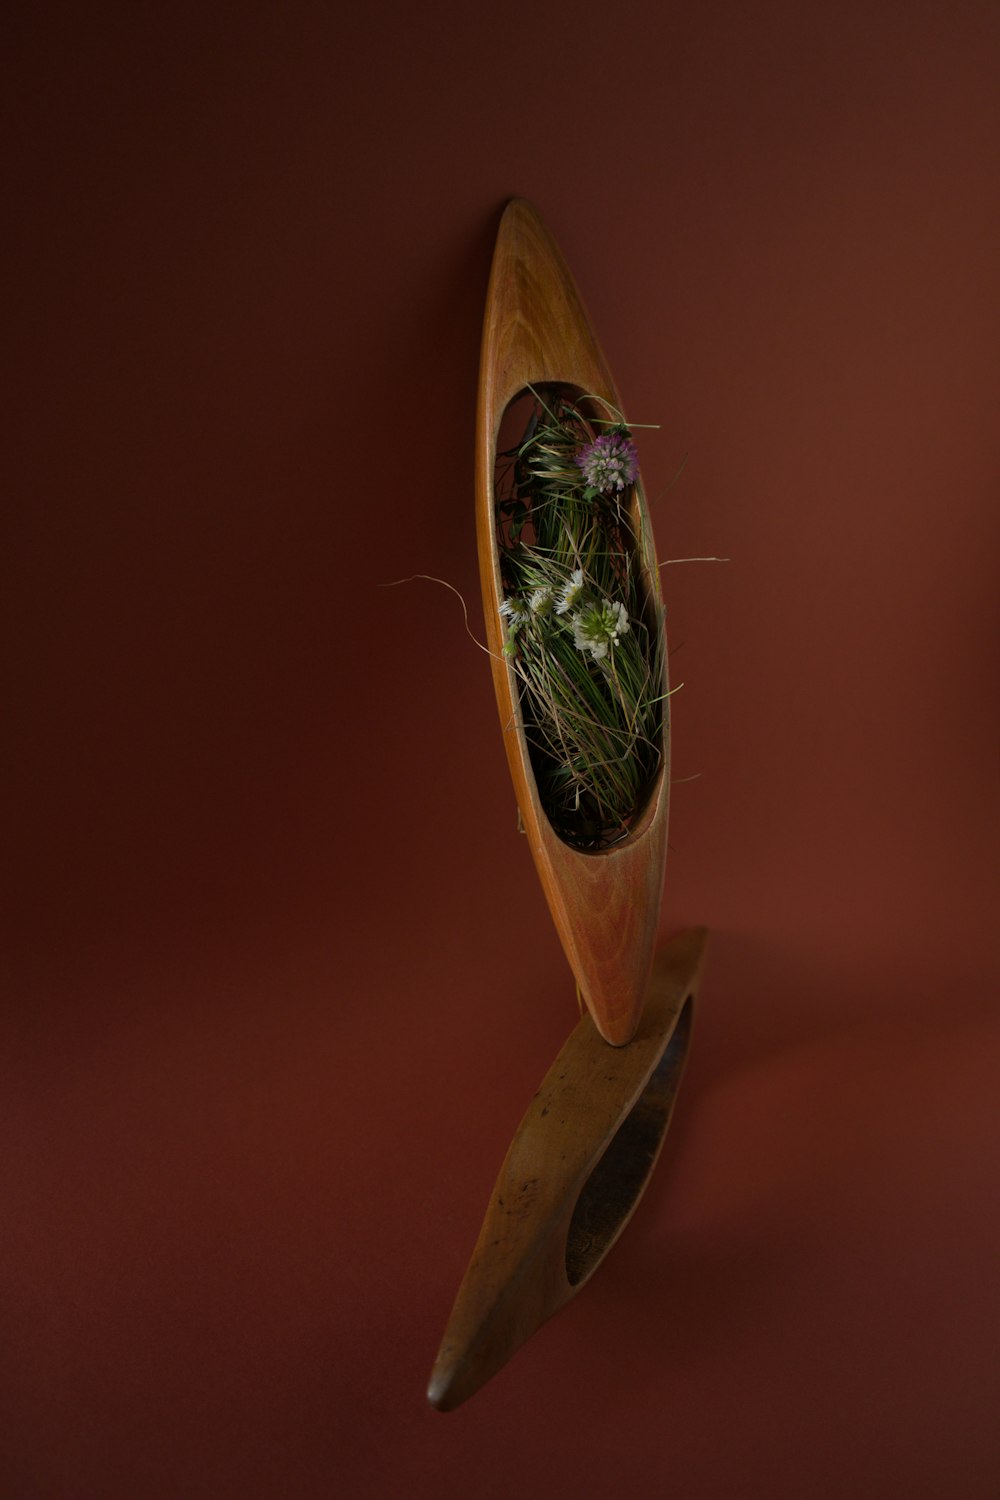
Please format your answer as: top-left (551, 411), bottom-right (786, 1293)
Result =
top-left (476, 199), bottom-right (669, 1046)
top-left (427, 928), bottom-right (706, 1411)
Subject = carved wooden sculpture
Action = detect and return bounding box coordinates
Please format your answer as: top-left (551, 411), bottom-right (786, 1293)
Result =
top-left (428, 928), bottom-right (706, 1411)
top-left (476, 198), bottom-right (669, 1048)
top-left (429, 203), bottom-right (704, 1409)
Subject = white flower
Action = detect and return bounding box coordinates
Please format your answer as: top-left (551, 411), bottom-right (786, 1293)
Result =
top-left (529, 586), bottom-right (553, 616)
top-left (571, 600), bottom-right (630, 660)
top-left (499, 597), bottom-right (529, 627)
top-left (606, 600), bottom-right (630, 640)
top-left (555, 568), bottom-right (586, 615)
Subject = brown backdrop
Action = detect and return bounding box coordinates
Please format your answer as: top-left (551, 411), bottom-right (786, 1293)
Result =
top-left (5, 2), bottom-right (1000, 1496)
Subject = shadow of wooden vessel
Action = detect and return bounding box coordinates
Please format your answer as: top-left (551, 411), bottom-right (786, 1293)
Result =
top-left (427, 927), bottom-right (706, 1411)
top-left (476, 198), bottom-right (670, 1047)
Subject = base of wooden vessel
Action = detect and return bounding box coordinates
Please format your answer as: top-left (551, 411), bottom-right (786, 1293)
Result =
top-left (427, 927), bottom-right (707, 1412)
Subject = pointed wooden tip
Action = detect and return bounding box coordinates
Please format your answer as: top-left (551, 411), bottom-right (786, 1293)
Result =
top-left (428, 928), bottom-right (708, 1411)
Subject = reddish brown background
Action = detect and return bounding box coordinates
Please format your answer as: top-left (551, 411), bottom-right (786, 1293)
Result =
top-left (4, 2), bottom-right (1000, 1496)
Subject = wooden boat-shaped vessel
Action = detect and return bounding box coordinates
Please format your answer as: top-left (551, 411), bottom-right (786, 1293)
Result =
top-left (427, 927), bottom-right (706, 1410)
top-left (476, 199), bottom-right (670, 1046)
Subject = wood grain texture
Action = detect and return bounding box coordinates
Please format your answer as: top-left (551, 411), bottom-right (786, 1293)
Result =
top-left (476, 198), bottom-right (669, 1046)
top-left (427, 927), bottom-right (706, 1412)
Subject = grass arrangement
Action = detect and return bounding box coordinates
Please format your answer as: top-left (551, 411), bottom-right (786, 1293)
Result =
top-left (495, 385), bottom-right (666, 851)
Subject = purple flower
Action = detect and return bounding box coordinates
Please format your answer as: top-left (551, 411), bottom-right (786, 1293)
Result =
top-left (574, 429), bottom-right (639, 494)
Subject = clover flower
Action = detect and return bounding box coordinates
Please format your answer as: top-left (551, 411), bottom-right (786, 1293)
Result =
top-left (555, 568), bottom-right (586, 616)
top-left (499, 597), bottom-right (530, 627)
top-left (500, 596), bottom-right (530, 658)
top-left (574, 429), bottom-right (639, 494)
top-left (571, 600), bottom-right (631, 661)
top-left (529, 586), bottom-right (554, 617)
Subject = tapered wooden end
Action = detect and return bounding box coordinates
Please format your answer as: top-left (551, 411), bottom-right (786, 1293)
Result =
top-left (428, 928), bottom-right (707, 1411)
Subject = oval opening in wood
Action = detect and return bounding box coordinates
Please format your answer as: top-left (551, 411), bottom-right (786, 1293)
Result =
top-left (493, 382), bottom-right (666, 853)
top-left (564, 996), bottom-right (693, 1286)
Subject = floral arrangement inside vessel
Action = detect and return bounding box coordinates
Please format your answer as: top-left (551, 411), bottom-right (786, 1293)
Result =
top-left (495, 385), bottom-right (666, 852)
